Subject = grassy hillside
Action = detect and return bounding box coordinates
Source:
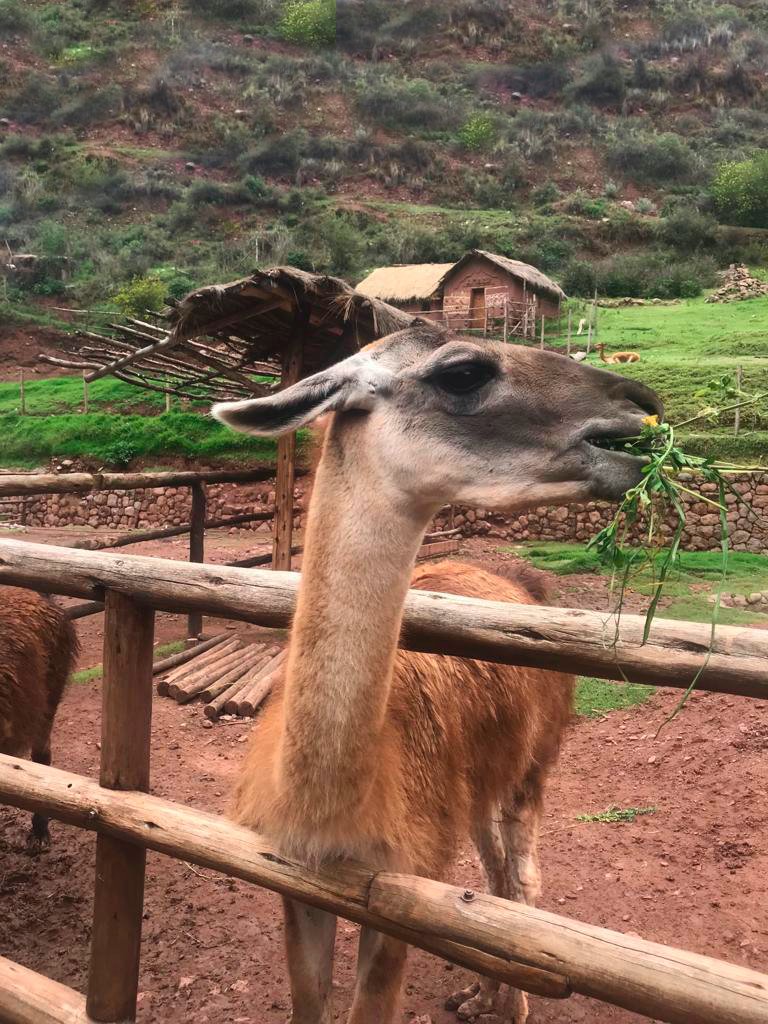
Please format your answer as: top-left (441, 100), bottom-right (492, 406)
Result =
top-left (2, 0), bottom-right (768, 313)
top-left (2, 1), bottom-right (767, 467)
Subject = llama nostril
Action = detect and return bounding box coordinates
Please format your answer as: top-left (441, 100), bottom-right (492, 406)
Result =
top-left (621, 379), bottom-right (664, 421)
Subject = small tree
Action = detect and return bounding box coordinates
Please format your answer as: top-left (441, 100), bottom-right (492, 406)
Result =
top-left (279, 0), bottom-right (335, 46)
top-left (712, 154), bottom-right (768, 228)
top-left (458, 113), bottom-right (497, 151)
top-left (112, 276), bottom-right (167, 317)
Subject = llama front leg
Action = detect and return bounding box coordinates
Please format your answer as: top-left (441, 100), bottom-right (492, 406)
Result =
top-left (446, 815), bottom-right (509, 1021)
top-left (282, 898), bottom-right (337, 1024)
top-left (26, 728), bottom-right (53, 854)
top-left (347, 925), bottom-right (407, 1024)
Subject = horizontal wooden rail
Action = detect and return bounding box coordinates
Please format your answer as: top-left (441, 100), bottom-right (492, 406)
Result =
top-left (1, 756), bottom-right (767, 1024)
top-left (0, 467), bottom-right (305, 497)
top-left (65, 510), bottom-right (273, 551)
top-left (0, 954), bottom-right (88, 1024)
top-left (0, 539), bottom-right (766, 696)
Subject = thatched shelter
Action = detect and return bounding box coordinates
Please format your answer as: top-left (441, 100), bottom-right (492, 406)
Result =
top-left (42, 267), bottom-right (416, 569)
top-left (356, 262), bottom-right (453, 311)
top-left (47, 267), bottom-right (414, 403)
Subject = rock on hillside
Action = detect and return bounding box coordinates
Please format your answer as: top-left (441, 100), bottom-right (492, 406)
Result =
top-left (706, 264), bottom-right (768, 303)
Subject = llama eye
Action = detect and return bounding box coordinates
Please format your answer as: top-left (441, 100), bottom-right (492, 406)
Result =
top-left (432, 363), bottom-right (495, 395)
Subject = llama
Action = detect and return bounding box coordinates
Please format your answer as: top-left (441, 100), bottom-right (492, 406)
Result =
top-left (596, 341), bottom-right (640, 364)
top-left (0, 588), bottom-right (78, 851)
top-left (213, 323), bottom-right (662, 1023)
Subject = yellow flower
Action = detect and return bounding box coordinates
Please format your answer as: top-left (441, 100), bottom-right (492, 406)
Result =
top-left (642, 414), bottom-right (659, 427)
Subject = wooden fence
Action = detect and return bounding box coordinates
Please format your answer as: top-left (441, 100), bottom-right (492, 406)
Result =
top-left (0, 538), bottom-right (767, 1023)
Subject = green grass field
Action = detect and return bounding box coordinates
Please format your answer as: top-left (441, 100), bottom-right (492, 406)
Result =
top-left (551, 294), bottom-right (768, 462)
top-left (518, 542), bottom-right (768, 624)
top-left (0, 411), bottom-right (281, 469)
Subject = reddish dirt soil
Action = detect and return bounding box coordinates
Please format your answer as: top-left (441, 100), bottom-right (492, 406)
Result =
top-left (1, 534), bottom-right (766, 1023)
top-left (0, 324), bottom-right (73, 380)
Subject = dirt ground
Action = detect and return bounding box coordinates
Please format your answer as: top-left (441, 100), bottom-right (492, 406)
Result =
top-left (1, 532), bottom-right (767, 1023)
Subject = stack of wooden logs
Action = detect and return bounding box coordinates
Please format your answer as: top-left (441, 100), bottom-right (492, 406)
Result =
top-left (155, 633), bottom-right (285, 720)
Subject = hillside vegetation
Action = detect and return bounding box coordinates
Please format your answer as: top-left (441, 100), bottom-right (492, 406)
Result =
top-left (1, 0), bottom-right (767, 466)
top-left (2, 0), bottom-right (768, 312)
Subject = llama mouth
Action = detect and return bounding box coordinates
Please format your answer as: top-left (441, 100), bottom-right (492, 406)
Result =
top-left (585, 434), bottom-right (634, 453)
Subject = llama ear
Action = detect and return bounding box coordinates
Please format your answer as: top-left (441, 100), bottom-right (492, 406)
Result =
top-left (211, 354), bottom-right (394, 437)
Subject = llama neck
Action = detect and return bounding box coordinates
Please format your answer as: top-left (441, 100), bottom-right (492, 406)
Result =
top-left (276, 422), bottom-right (433, 836)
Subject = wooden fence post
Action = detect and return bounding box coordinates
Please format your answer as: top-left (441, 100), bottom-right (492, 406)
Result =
top-left (567, 309), bottom-right (573, 355)
top-left (272, 312), bottom-right (306, 571)
top-left (734, 365), bottom-right (743, 436)
top-left (539, 316), bottom-right (545, 350)
top-left (82, 371), bottom-right (88, 415)
top-left (187, 482), bottom-right (206, 639)
top-left (86, 591), bottom-right (155, 1023)
top-left (502, 297), bottom-right (509, 343)
top-left (19, 369), bottom-right (25, 415)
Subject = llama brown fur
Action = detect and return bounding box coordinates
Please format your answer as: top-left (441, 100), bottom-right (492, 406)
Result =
top-left (596, 341), bottom-right (640, 364)
top-left (0, 588), bottom-right (79, 849)
top-left (233, 561), bottom-right (573, 1021)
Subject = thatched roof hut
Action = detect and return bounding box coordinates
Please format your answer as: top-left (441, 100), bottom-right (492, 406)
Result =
top-left (47, 267), bottom-right (415, 402)
top-left (356, 263), bottom-right (454, 305)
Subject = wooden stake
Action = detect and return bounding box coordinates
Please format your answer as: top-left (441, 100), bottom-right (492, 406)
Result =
top-left (152, 632), bottom-right (228, 675)
top-left (233, 648), bottom-right (286, 716)
top-left (168, 642), bottom-right (247, 701)
top-left (198, 646), bottom-right (266, 703)
top-left (540, 316), bottom-right (545, 350)
top-left (165, 389), bottom-right (171, 414)
top-left (272, 310), bottom-right (305, 571)
top-left (734, 365), bottom-right (743, 436)
top-left (86, 591), bottom-right (154, 1023)
top-left (502, 296), bottom-right (508, 343)
top-left (187, 481), bottom-right (206, 639)
top-left (205, 646), bottom-right (281, 719)
top-left (567, 309), bottom-right (572, 355)
top-left (19, 369), bottom-right (25, 415)
top-left (82, 372), bottom-right (88, 415)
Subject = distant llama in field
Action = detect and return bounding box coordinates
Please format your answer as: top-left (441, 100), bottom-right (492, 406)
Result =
top-left (0, 589), bottom-right (78, 852)
top-left (213, 325), bottom-right (662, 1023)
top-left (596, 341), bottom-right (640, 364)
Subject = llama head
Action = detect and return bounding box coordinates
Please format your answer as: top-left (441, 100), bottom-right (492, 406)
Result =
top-left (213, 323), bottom-right (662, 512)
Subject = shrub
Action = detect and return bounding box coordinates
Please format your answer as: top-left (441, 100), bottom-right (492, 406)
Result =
top-left (561, 259), bottom-right (597, 296)
top-left (357, 77), bottom-right (460, 130)
top-left (657, 206), bottom-right (717, 250)
top-left (532, 181), bottom-right (560, 206)
top-left (0, 0), bottom-right (31, 31)
top-left (567, 52), bottom-right (626, 107)
top-left (607, 131), bottom-right (700, 184)
top-left (101, 440), bottom-right (139, 468)
top-left (457, 112), bottom-right (497, 150)
top-left (712, 153), bottom-right (768, 228)
top-left (112, 276), bottom-right (167, 317)
top-left (563, 189), bottom-right (607, 218)
top-left (279, 0), bottom-right (335, 47)
top-left (186, 0), bottom-right (275, 18)
top-left (5, 74), bottom-right (60, 124)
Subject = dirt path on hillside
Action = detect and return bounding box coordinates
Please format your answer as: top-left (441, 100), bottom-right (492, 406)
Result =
top-left (1, 534), bottom-right (766, 1023)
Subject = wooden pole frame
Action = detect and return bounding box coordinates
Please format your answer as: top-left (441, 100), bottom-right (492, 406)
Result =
top-left (1, 539), bottom-right (767, 698)
top-left (1, 754), bottom-right (767, 1024)
top-left (187, 481), bottom-right (206, 639)
top-left (86, 591), bottom-right (155, 1022)
top-left (272, 306), bottom-right (307, 572)
top-left (0, 540), bottom-right (767, 1022)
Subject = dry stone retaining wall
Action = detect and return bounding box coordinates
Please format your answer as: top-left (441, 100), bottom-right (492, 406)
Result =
top-left (4, 472), bottom-right (768, 556)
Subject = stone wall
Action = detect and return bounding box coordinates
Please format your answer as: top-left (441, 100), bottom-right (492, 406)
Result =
top-left (4, 472), bottom-right (768, 556)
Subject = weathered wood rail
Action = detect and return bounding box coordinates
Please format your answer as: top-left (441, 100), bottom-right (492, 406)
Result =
top-left (0, 540), bottom-right (767, 1024)
top-left (2, 755), bottom-right (767, 1024)
top-left (0, 538), bottom-right (766, 697)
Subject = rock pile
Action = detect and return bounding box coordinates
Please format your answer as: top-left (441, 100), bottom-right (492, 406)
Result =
top-left (706, 263), bottom-right (768, 303)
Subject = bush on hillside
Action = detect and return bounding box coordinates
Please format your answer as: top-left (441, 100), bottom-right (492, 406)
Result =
top-left (357, 77), bottom-right (460, 130)
top-left (0, 0), bottom-right (31, 31)
top-left (112, 276), bottom-right (167, 317)
top-left (567, 53), bottom-right (626, 107)
top-left (657, 206), bottom-right (718, 250)
top-left (186, 0), bottom-right (276, 19)
top-left (279, 0), bottom-right (335, 47)
top-left (712, 153), bottom-right (768, 228)
top-left (607, 131), bottom-right (700, 184)
top-left (562, 252), bottom-right (717, 299)
top-left (457, 112), bottom-right (497, 150)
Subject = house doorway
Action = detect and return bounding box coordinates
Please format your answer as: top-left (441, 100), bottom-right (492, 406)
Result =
top-left (468, 287), bottom-right (486, 330)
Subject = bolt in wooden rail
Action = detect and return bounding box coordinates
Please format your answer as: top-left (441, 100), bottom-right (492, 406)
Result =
top-left (1, 539), bottom-right (767, 698)
top-left (86, 591), bottom-right (155, 1022)
top-left (2, 755), bottom-right (768, 1024)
